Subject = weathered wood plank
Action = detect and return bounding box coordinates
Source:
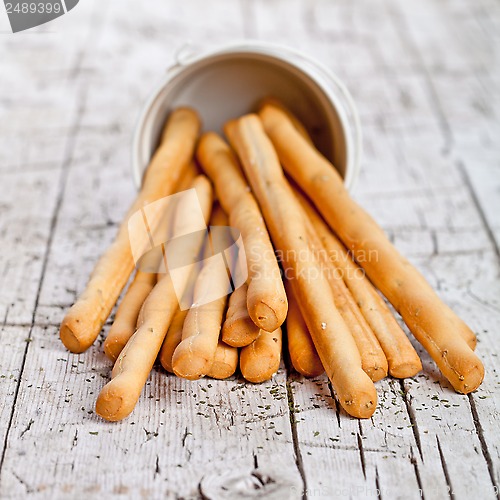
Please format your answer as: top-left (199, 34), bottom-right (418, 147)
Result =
top-left (0, 327), bottom-right (28, 455)
top-left (0, 0), bottom-right (499, 497)
top-left (0, 326), bottom-right (301, 498)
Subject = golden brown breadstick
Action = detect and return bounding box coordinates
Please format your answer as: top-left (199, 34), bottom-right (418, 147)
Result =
top-left (158, 308), bottom-right (188, 373)
top-left (259, 101), bottom-right (476, 355)
top-left (159, 260), bottom-right (202, 373)
top-left (206, 340), bottom-right (239, 379)
top-left (298, 211), bottom-right (388, 381)
top-left (104, 163), bottom-right (199, 362)
top-left (172, 206), bottom-right (233, 380)
top-left (222, 283), bottom-right (261, 347)
top-left (258, 97), bottom-right (314, 146)
top-left (103, 271), bottom-right (157, 362)
top-left (95, 176), bottom-right (213, 421)
top-left (297, 190), bottom-right (422, 378)
top-left (226, 114), bottom-right (377, 418)
top-left (61, 108), bottom-right (201, 354)
top-left (240, 328), bottom-right (282, 383)
top-left (197, 132), bottom-right (287, 332)
top-left (284, 280), bottom-right (323, 378)
top-left (259, 104), bottom-right (482, 394)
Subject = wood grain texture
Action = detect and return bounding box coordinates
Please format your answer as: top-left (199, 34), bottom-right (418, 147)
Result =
top-left (0, 0), bottom-right (498, 497)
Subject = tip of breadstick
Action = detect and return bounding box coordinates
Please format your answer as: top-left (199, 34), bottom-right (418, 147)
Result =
top-left (258, 103), bottom-right (286, 127)
top-left (60, 319), bottom-right (90, 354)
top-left (103, 338), bottom-right (124, 363)
top-left (340, 391), bottom-right (378, 419)
top-left (388, 360), bottom-right (423, 379)
top-left (249, 302), bottom-right (281, 333)
top-left (172, 342), bottom-right (212, 380)
top-left (95, 380), bottom-right (132, 422)
top-left (170, 106), bottom-right (201, 123)
top-left (292, 354), bottom-right (324, 378)
top-left (453, 361), bottom-right (485, 394)
top-left (241, 356), bottom-right (279, 383)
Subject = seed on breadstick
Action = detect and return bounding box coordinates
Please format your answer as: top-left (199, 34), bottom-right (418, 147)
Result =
top-left (95, 176), bottom-right (213, 421)
top-left (259, 104), bottom-right (482, 394)
top-left (240, 328), bottom-right (282, 383)
top-left (284, 280), bottom-right (323, 378)
top-left (297, 189), bottom-right (422, 378)
top-left (60, 108), bottom-right (201, 354)
top-left (172, 205), bottom-right (234, 380)
top-left (225, 114), bottom-right (377, 418)
top-left (222, 283), bottom-right (261, 347)
top-left (206, 340), bottom-right (239, 379)
top-left (197, 132), bottom-right (287, 332)
top-left (104, 163), bottom-right (199, 362)
top-left (103, 271), bottom-right (156, 362)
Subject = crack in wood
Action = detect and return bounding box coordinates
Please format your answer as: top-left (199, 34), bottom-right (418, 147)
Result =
top-left (468, 394), bottom-right (500, 499)
top-left (375, 466), bottom-right (383, 500)
top-left (456, 161), bottom-right (500, 262)
top-left (357, 421), bottom-right (366, 480)
top-left (410, 446), bottom-right (426, 500)
top-left (399, 379), bottom-right (424, 461)
top-left (286, 377), bottom-right (308, 500)
top-left (436, 435), bottom-right (455, 500)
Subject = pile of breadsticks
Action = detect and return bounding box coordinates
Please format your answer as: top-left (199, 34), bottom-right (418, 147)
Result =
top-left (60, 101), bottom-right (484, 421)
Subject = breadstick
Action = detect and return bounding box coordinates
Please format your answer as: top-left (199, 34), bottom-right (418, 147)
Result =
top-left (225, 114), bottom-right (377, 418)
top-left (172, 205), bottom-right (233, 380)
top-left (222, 283), bottom-right (261, 347)
top-left (258, 97), bottom-right (314, 146)
top-left (297, 209), bottom-right (388, 381)
top-left (259, 104), bottom-right (482, 394)
top-left (297, 189), bottom-right (422, 378)
top-left (159, 260), bottom-right (202, 373)
top-left (240, 328), bottom-right (282, 383)
top-left (197, 132), bottom-right (287, 332)
top-left (158, 308), bottom-right (188, 373)
top-left (206, 340), bottom-right (239, 379)
top-left (284, 280), bottom-right (323, 378)
top-left (103, 271), bottom-right (157, 362)
top-left (104, 163), bottom-right (199, 361)
top-left (260, 102), bottom-right (476, 355)
top-left (61, 108), bottom-right (201, 354)
top-left (95, 176), bottom-right (213, 421)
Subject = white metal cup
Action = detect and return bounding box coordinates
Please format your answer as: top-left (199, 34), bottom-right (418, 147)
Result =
top-left (132, 41), bottom-right (362, 191)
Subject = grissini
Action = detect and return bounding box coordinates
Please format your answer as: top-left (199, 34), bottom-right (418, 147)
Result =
top-left (103, 271), bottom-right (157, 362)
top-left (300, 211), bottom-right (388, 382)
top-left (259, 102), bottom-right (421, 378)
top-left (158, 259), bottom-right (201, 373)
top-left (206, 340), bottom-right (239, 379)
top-left (95, 176), bottom-right (213, 421)
top-left (258, 100), bottom-right (475, 355)
top-left (222, 282), bottom-right (261, 347)
top-left (104, 163), bottom-right (199, 361)
top-left (225, 114), bottom-right (377, 418)
top-left (259, 104), bottom-right (482, 394)
top-left (240, 328), bottom-right (282, 383)
top-left (172, 205), bottom-right (233, 380)
top-left (297, 189), bottom-right (422, 378)
top-left (284, 280), bottom-right (324, 378)
top-left (197, 132), bottom-right (287, 332)
top-left (257, 97), bottom-right (314, 147)
top-left (61, 108), bottom-right (201, 354)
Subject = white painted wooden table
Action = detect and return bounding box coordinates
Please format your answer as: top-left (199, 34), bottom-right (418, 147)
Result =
top-left (0, 1), bottom-right (499, 498)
